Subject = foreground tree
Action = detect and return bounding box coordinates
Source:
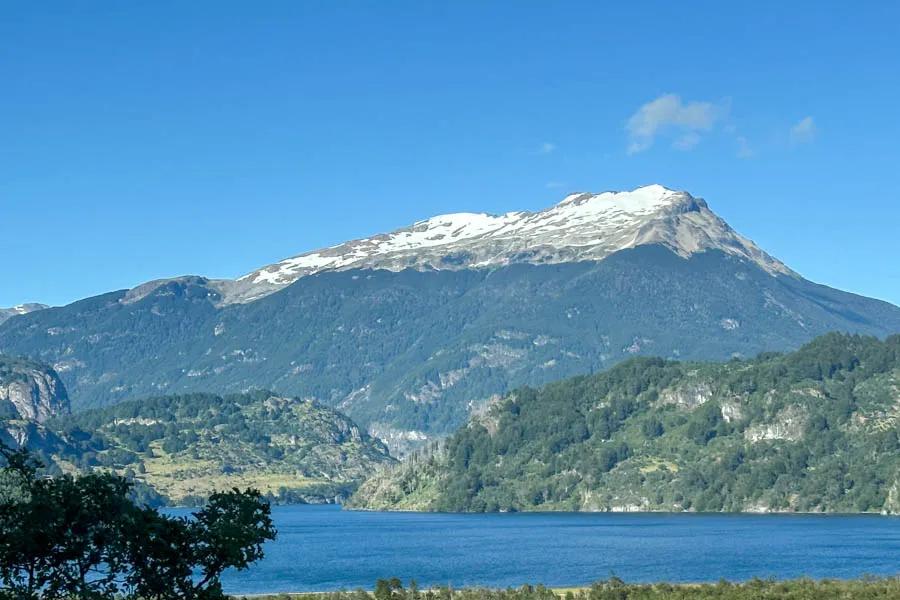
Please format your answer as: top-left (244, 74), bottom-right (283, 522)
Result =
top-left (0, 442), bottom-right (276, 599)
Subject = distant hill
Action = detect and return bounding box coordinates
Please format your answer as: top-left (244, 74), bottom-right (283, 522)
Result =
top-left (0, 303), bottom-right (47, 325)
top-left (0, 360), bottom-right (394, 505)
top-left (2, 186), bottom-right (899, 455)
top-left (43, 391), bottom-right (396, 505)
top-left (349, 333), bottom-right (900, 514)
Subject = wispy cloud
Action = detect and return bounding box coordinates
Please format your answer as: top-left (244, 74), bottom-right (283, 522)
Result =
top-left (545, 181), bottom-right (567, 189)
top-left (673, 132), bottom-right (702, 151)
top-left (736, 136), bottom-right (754, 159)
top-left (626, 94), bottom-right (726, 154)
top-left (536, 142), bottom-right (557, 155)
top-left (790, 116), bottom-right (817, 144)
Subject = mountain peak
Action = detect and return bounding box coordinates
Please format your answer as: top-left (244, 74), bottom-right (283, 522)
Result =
top-left (215, 185), bottom-right (792, 305)
top-left (556, 184), bottom-right (682, 209)
top-left (555, 186), bottom-right (710, 220)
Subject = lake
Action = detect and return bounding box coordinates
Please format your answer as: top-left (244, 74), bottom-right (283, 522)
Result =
top-left (216, 505), bottom-right (900, 595)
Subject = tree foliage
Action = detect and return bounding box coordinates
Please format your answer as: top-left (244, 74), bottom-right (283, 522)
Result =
top-left (0, 443), bottom-right (276, 600)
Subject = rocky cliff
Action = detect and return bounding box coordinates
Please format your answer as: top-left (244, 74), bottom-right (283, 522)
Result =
top-left (0, 355), bottom-right (70, 423)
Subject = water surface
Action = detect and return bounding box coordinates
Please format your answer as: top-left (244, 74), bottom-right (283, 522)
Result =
top-left (212, 505), bottom-right (900, 595)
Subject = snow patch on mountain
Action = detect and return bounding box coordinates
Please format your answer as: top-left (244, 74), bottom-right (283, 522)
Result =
top-left (105, 185), bottom-right (794, 307)
top-left (0, 303), bottom-right (49, 325)
top-left (219, 185), bottom-right (792, 305)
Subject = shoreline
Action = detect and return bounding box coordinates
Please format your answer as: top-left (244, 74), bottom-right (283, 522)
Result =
top-left (230, 578), bottom-right (900, 599)
top-left (342, 505), bottom-right (898, 516)
top-left (232, 588), bottom-right (594, 598)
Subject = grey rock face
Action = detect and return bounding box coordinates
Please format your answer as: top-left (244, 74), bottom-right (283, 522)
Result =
top-left (0, 356), bottom-right (70, 423)
top-left (658, 381), bottom-right (715, 410)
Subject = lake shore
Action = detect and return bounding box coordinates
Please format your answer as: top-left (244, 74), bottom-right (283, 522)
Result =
top-left (233, 578), bottom-right (900, 599)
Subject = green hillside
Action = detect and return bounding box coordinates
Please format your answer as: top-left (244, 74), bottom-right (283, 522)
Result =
top-left (42, 390), bottom-right (395, 505)
top-left (349, 333), bottom-right (900, 513)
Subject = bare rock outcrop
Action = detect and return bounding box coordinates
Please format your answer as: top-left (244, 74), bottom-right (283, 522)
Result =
top-left (0, 355), bottom-right (70, 423)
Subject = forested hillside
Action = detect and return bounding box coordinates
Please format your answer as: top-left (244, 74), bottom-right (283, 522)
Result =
top-left (39, 390), bottom-right (395, 505)
top-left (350, 333), bottom-right (900, 513)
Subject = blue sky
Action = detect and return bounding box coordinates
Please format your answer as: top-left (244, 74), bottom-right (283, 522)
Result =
top-left (2, 1), bottom-right (899, 307)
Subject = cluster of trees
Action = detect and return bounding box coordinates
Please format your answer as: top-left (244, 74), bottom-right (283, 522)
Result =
top-left (50, 390), bottom-right (389, 465)
top-left (0, 442), bottom-right (276, 599)
top-left (45, 392), bottom-right (283, 471)
top-left (356, 333), bottom-right (900, 513)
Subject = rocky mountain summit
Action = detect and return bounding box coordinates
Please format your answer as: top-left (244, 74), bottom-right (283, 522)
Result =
top-left (158, 185), bottom-right (794, 305)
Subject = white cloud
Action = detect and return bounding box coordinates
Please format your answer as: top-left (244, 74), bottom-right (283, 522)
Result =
top-left (790, 116), bottom-right (817, 144)
top-left (537, 142), bottom-right (557, 155)
top-left (736, 136), bottom-right (754, 159)
top-left (626, 94), bottom-right (724, 154)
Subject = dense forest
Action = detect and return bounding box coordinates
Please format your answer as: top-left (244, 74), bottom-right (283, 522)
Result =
top-left (351, 333), bottom-right (900, 513)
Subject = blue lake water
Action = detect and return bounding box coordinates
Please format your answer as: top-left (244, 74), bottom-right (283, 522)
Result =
top-left (213, 505), bottom-right (900, 595)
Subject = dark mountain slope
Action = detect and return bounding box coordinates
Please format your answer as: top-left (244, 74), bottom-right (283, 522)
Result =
top-left (2, 247), bottom-right (899, 453)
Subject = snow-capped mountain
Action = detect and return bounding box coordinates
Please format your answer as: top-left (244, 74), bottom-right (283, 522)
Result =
top-left (3, 183), bottom-right (899, 453)
top-left (0, 303), bottom-right (48, 325)
top-left (218, 185), bottom-right (793, 304)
